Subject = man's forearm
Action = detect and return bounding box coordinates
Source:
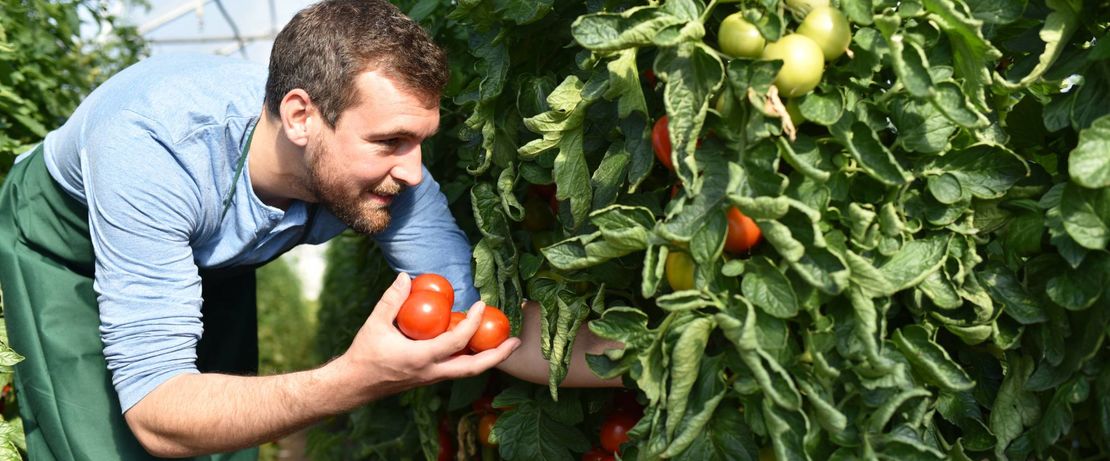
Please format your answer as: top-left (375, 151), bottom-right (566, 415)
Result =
top-left (124, 356), bottom-right (369, 457)
top-left (496, 301), bottom-right (624, 387)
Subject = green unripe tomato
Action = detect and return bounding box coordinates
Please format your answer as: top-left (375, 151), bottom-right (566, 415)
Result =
top-left (718, 13), bottom-right (765, 59)
top-left (761, 34), bottom-right (825, 97)
top-left (797, 6), bottom-right (852, 61)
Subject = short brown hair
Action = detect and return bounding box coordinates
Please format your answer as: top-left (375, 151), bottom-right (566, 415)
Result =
top-left (265, 0), bottom-right (448, 127)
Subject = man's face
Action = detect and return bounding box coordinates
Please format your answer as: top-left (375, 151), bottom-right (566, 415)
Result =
top-left (303, 70), bottom-right (439, 234)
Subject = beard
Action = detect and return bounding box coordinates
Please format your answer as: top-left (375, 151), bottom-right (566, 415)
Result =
top-left (303, 139), bottom-right (404, 235)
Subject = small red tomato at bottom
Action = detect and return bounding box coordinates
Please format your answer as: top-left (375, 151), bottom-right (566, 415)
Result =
top-left (478, 413), bottom-right (498, 447)
top-left (437, 416), bottom-right (453, 461)
top-left (472, 394), bottom-right (495, 414)
top-left (582, 447), bottom-right (616, 461)
top-left (468, 306), bottom-right (511, 352)
top-left (600, 412), bottom-right (639, 453)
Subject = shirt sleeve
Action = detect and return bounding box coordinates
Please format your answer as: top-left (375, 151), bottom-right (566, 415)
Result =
top-left (82, 111), bottom-right (206, 412)
top-left (374, 165), bottom-right (480, 311)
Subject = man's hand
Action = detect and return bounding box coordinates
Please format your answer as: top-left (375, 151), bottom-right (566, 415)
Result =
top-left (331, 273), bottom-right (522, 402)
top-left (125, 273), bottom-right (519, 458)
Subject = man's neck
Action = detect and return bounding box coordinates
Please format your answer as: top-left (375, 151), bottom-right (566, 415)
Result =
top-left (247, 112), bottom-right (310, 210)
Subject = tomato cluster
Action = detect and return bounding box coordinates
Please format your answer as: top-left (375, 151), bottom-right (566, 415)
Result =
top-left (396, 273), bottom-right (511, 353)
top-left (716, 5), bottom-right (852, 97)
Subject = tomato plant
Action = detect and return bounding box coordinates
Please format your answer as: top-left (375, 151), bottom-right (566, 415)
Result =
top-left (760, 33), bottom-right (824, 97)
top-left (581, 448), bottom-right (615, 461)
top-left (718, 13), bottom-right (765, 59)
top-left (314, 0), bottom-right (1110, 459)
top-left (413, 273), bottom-right (455, 307)
top-left (468, 306), bottom-right (510, 352)
top-left (397, 291), bottom-right (452, 340)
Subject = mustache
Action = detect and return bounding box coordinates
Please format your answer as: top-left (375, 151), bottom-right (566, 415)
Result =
top-left (372, 179), bottom-right (404, 197)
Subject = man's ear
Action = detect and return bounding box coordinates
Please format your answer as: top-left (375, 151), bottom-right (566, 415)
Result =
top-left (280, 89), bottom-right (315, 147)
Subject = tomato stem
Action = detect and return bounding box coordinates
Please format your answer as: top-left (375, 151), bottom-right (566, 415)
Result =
top-left (700, 0), bottom-right (721, 23)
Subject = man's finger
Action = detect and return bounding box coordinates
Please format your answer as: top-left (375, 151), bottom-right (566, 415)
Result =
top-left (425, 301), bottom-right (485, 358)
top-left (370, 272), bottom-right (412, 322)
top-left (434, 337), bottom-right (521, 378)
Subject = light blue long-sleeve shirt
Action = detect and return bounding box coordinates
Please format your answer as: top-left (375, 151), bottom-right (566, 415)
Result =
top-left (29, 53), bottom-right (478, 412)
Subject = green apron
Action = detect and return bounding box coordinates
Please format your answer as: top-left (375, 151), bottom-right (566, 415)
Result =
top-left (0, 144), bottom-right (287, 460)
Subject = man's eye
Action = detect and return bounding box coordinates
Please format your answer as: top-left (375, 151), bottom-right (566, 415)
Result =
top-left (377, 138), bottom-right (400, 147)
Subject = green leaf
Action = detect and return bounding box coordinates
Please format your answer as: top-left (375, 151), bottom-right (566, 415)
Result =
top-left (663, 354), bottom-right (728, 457)
top-left (741, 257), bottom-right (800, 319)
top-left (665, 316), bottom-right (715, 439)
top-left (830, 118), bottom-right (912, 186)
top-left (1045, 257), bottom-right (1103, 311)
top-left (1069, 114), bottom-right (1110, 189)
top-left (659, 43), bottom-right (726, 185)
top-left (930, 144), bottom-right (1028, 199)
top-left (921, 0), bottom-right (1003, 107)
top-left (891, 96), bottom-right (959, 154)
top-left (548, 296), bottom-right (592, 397)
top-left (789, 246), bottom-right (851, 295)
top-left (886, 33), bottom-right (934, 98)
top-left (844, 250), bottom-right (896, 297)
top-left (967, 0), bottom-right (1027, 24)
top-left (1060, 182), bottom-right (1110, 250)
top-left (495, 396), bottom-right (590, 460)
top-left (797, 90), bottom-right (844, 126)
top-left (993, 0), bottom-right (1079, 90)
top-left (778, 136), bottom-right (831, 182)
top-left (892, 325), bottom-right (976, 392)
top-left (926, 173), bottom-right (964, 205)
top-left (880, 235), bottom-right (949, 291)
top-left (762, 398), bottom-right (811, 461)
top-left (571, 6), bottom-right (685, 52)
top-left (979, 265), bottom-right (1047, 324)
top-left (671, 400), bottom-right (758, 461)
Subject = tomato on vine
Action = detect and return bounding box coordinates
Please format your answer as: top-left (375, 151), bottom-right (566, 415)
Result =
top-left (599, 412), bottom-right (638, 453)
top-left (718, 13), bottom-right (765, 59)
top-left (413, 273), bottom-right (454, 307)
top-left (469, 306), bottom-right (510, 352)
top-left (651, 116), bottom-right (674, 171)
top-left (797, 6), bottom-right (852, 61)
top-left (478, 413), bottom-right (499, 447)
top-left (665, 251), bottom-right (696, 291)
top-left (761, 34), bottom-right (825, 97)
top-left (724, 207), bottom-right (762, 254)
top-left (397, 291), bottom-right (452, 340)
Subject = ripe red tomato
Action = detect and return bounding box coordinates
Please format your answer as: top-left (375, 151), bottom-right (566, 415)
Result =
top-left (665, 251), bottom-right (696, 291)
top-left (437, 415), bottom-right (454, 461)
top-left (724, 207), bottom-right (762, 254)
top-left (448, 311), bottom-right (466, 328)
top-left (469, 306), bottom-right (510, 352)
top-left (412, 273), bottom-right (454, 307)
top-left (652, 116), bottom-right (674, 171)
top-left (582, 447), bottom-right (616, 461)
top-left (599, 412), bottom-right (638, 453)
top-left (478, 413), bottom-right (498, 447)
top-left (397, 291), bottom-right (452, 340)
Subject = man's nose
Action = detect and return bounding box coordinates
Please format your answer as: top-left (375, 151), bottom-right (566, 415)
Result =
top-left (391, 144), bottom-right (423, 186)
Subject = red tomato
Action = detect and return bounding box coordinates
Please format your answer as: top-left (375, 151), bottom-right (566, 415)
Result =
top-left (438, 415), bottom-right (454, 461)
top-left (652, 116), bottom-right (674, 171)
top-left (724, 207), bottom-right (762, 254)
top-left (643, 69), bottom-right (657, 88)
top-left (397, 291), bottom-right (452, 340)
top-left (582, 447), bottom-right (616, 461)
top-left (478, 413), bottom-right (498, 447)
top-left (469, 306), bottom-right (511, 352)
top-left (472, 394), bottom-right (495, 414)
top-left (413, 273), bottom-right (454, 307)
top-left (448, 311), bottom-right (466, 330)
top-left (600, 412), bottom-right (638, 453)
